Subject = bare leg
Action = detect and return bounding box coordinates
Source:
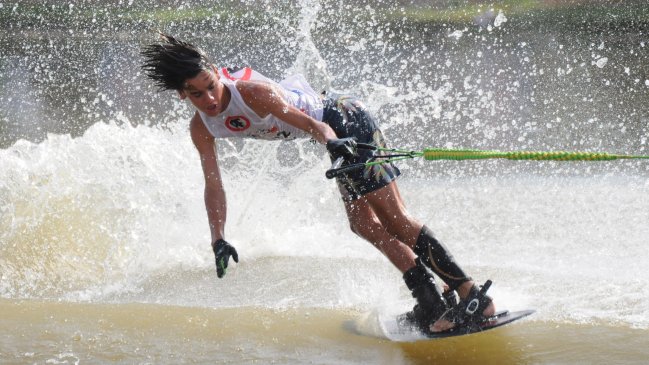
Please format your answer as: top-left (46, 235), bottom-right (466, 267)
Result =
top-left (361, 181), bottom-right (423, 247)
top-left (343, 197), bottom-right (417, 273)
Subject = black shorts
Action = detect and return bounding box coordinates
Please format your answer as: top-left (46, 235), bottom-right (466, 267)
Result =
top-left (322, 93), bottom-right (401, 201)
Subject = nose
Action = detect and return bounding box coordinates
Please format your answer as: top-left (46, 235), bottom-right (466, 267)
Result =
top-left (204, 90), bottom-right (216, 102)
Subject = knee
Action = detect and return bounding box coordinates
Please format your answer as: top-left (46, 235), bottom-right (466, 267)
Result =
top-left (377, 211), bottom-right (417, 237)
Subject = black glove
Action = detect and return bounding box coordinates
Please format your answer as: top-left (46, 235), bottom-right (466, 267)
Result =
top-left (212, 239), bottom-right (239, 278)
top-left (326, 137), bottom-right (358, 160)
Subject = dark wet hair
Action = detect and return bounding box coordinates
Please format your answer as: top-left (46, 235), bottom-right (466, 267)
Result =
top-left (140, 33), bottom-right (213, 91)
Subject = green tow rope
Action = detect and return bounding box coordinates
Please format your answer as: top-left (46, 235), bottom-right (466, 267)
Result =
top-left (421, 148), bottom-right (649, 161)
top-left (365, 147), bottom-right (649, 167)
top-left (326, 145), bottom-right (649, 179)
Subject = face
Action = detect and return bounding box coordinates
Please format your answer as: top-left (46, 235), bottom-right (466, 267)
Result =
top-left (179, 67), bottom-right (227, 116)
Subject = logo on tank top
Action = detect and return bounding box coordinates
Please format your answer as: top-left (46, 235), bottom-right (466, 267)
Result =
top-left (224, 116), bottom-right (251, 132)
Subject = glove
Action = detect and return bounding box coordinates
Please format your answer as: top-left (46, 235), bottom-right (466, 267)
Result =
top-left (326, 137), bottom-right (358, 160)
top-left (212, 239), bottom-right (239, 278)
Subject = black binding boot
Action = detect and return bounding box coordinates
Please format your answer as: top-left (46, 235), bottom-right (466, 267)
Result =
top-left (401, 259), bottom-right (449, 333)
top-left (437, 280), bottom-right (494, 334)
top-left (414, 225), bottom-right (472, 291)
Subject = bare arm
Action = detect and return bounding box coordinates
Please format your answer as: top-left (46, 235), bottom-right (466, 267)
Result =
top-left (190, 112), bottom-right (226, 242)
top-left (237, 81), bottom-right (338, 144)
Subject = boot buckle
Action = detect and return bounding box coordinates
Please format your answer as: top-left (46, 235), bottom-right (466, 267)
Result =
top-left (465, 298), bottom-right (480, 315)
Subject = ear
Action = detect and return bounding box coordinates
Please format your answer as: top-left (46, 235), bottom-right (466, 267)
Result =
top-left (178, 90), bottom-right (187, 100)
top-left (211, 64), bottom-right (221, 80)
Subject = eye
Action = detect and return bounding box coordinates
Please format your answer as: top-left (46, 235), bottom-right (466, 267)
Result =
top-left (191, 92), bottom-right (201, 97)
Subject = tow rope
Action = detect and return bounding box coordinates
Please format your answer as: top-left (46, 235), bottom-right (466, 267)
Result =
top-left (382, 147), bottom-right (649, 164)
top-left (326, 143), bottom-right (649, 179)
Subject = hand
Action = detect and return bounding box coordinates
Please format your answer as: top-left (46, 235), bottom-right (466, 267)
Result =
top-left (212, 239), bottom-right (239, 278)
top-left (326, 137), bottom-right (358, 160)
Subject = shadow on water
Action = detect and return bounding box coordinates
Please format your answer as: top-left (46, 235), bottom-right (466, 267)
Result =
top-left (398, 331), bottom-right (530, 365)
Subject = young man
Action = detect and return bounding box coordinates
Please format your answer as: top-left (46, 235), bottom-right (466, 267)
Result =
top-left (141, 34), bottom-right (495, 333)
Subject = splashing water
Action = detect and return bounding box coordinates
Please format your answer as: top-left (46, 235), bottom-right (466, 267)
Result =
top-left (1, 2), bottom-right (649, 363)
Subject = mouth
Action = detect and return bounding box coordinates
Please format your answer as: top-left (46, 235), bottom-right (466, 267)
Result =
top-left (206, 104), bottom-right (218, 113)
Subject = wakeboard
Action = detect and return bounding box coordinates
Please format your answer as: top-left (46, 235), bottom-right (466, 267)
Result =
top-left (379, 309), bottom-right (535, 342)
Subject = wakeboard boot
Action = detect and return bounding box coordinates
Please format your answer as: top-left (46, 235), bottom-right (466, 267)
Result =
top-left (413, 225), bottom-right (472, 292)
top-left (412, 226), bottom-right (495, 333)
top-left (401, 258), bottom-right (450, 334)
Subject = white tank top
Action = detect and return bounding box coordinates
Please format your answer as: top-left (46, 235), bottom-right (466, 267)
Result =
top-left (197, 68), bottom-right (324, 140)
